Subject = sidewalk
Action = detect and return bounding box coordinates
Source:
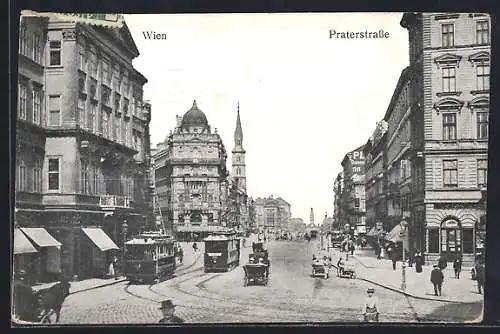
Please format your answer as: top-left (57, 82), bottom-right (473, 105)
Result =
top-left (32, 242), bottom-right (204, 295)
top-left (329, 247), bottom-right (483, 303)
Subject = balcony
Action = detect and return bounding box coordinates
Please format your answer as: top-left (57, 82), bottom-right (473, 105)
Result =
top-left (99, 195), bottom-right (132, 209)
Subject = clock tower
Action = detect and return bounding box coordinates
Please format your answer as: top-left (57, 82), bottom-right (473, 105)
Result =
top-left (232, 102), bottom-right (246, 192)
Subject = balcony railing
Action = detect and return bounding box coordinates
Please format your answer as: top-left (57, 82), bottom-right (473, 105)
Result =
top-left (99, 195), bottom-right (132, 208)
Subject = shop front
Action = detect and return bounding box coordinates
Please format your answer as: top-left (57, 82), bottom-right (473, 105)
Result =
top-left (13, 227), bottom-right (39, 285)
top-left (426, 217), bottom-right (475, 265)
top-left (19, 228), bottom-right (62, 283)
top-left (80, 227), bottom-right (120, 279)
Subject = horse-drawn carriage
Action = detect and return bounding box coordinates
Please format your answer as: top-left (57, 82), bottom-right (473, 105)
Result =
top-left (12, 279), bottom-right (71, 324)
top-left (243, 242), bottom-right (270, 286)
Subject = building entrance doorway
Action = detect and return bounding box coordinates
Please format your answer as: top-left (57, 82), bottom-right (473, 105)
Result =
top-left (440, 219), bottom-right (462, 262)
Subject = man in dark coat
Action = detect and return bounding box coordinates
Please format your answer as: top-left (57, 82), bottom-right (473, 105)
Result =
top-left (453, 254), bottom-right (462, 279)
top-left (158, 299), bottom-right (185, 324)
top-left (12, 270), bottom-right (37, 322)
top-left (414, 250), bottom-right (423, 273)
top-left (475, 262), bottom-right (485, 294)
top-left (430, 264), bottom-right (444, 296)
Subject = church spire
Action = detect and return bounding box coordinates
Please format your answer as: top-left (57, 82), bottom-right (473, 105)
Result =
top-left (234, 102), bottom-right (243, 147)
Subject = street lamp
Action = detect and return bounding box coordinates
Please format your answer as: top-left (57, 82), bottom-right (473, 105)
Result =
top-left (121, 220), bottom-right (128, 277)
top-left (399, 218), bottom-right (408, 290)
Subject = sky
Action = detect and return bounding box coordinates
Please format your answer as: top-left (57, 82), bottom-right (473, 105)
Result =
top-left (124, 13), bottom-right (410, 224)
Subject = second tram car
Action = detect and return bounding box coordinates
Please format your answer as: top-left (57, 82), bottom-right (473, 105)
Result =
top-left (124, 232), bottom-right (176, 284)
top-left (204, 234), bottom-right (240, 273)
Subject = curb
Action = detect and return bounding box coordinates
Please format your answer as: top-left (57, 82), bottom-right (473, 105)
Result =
top-left (70, 278), bottom-right (127, 295)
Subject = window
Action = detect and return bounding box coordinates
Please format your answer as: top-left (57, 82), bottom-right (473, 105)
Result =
top-left (49, 41), bottom-right (61, 66)
top-left (108, 114), bottom-right (114, 140)
top-left (48, 95), bottom-right (61, 126)
top-left (476, 63), bottom-right (490, 91)
top-left (33, 158), bottom-right (42, 192)
top-left (115, 118), bottom-right (121, 142)
top-left (443, 160), bottom-right (458, 188)
top-left (477, 159), bottom-right (488, 188)
top-left (48, 158), bottom-right (60, 191)
top-left (17, 160), bottom-right (27, 191)
top-left (92, 165), bottom-right (99, 194)
top-left (102, 60), bottom-right (111, 85)
top-left (78, 97), bottom-right (86, 128)
top-left (18, 81), bottom-right (27, 120)
top-left (462, 229), bottom-right (474, 254)
top-left (32, 33), bottom-right (41, 63)
top-left (237, 167), bottom-right (241, 175)
top-left (476, 20), bottom-right (489, 45)
top-left (354, 197), bottom-right (360, 208)
top-left (90, 103), bottom-right (97, 133)
top-left (78, 50), bottom-right (87, 72)
top-left (89, 53), bottom-right (97, 78)
top-left (124, 121), bottom-right (129, 145)
top-left (442, 113), bottom-right (457, 140)
top-left (32, 89), bottom-right (42, 125)
top-left (441, 24), bottom-right (454, 47)
top-left (19, 25), bottom-right (28, 55)
top-left (477, 112), bottom-right (488, 139)
top-left (102, 112), bottom-right (108, 138)
top-left (123, 99), bottom-right (129, 116)
top-left (428, 229), bottom-right (439, 253)
top-left (442, 67), bottom-right (456, 92)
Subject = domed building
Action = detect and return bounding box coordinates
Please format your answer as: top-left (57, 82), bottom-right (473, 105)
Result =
top-left (153, 100), bottom-right (230, 240)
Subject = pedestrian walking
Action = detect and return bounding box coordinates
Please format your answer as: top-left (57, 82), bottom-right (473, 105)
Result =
top-left (391, 251), bottom-right (397, 270)
top-left (414, 249), bottom-right (423, 273)
top-left (453, 254), bottom-right (462, 279)
top-left (177, 245), bottom-right (184, 264)
top-left (192, 242), bottom-right (198, 253)
top-left (475, 262), bottom-right (485, 294)
top-left (158, 299), bottom-right (185, 324)
top-left (430, 264), bottom-right (444, 296)
top-left (108, 256), bottom-right (118, 280)
top-left (349, 242), bottom-right (355, 256)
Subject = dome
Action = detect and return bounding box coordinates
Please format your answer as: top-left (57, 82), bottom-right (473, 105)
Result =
top-left (181, 100), bottom-right (208, 127)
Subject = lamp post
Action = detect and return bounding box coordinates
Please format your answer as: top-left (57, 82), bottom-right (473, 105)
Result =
top-left (400, 218), bottom-right (408, 290)
top-left (121, 220), bottom-right (128, 276)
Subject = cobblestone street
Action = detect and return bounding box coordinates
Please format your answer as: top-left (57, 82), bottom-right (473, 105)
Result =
top-left (57, 239), bottom-right (482, 324)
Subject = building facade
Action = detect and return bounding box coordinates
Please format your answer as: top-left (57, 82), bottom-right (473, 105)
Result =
top-left (15, 17), bottom-right (153, 280)
top-left (340, 146), bottom-right (367, 235)
top-left (156, 101), bottom-right (230, 241)
top-left (254, 196), bottom-right (291, 232)
top-left (363, 121), bottom-right (388, 233)
top-left (401, 12), bottom-right (490, 264)
top-left (332, 172), bottom-right (343, 230)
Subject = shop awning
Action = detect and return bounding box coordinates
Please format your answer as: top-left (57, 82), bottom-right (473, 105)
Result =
top-left (366, 227), bottom-right (378, 237)
top-left (176, 225), bottom-right (225, 233)
top-left (14, 228), bottom-right (38, 255)
top-left (385, 224), bottom-right (404, 243)
top-left (20, 228), bottom-right (62, 248)
top-left (82, 227), bottom-right (120, 251)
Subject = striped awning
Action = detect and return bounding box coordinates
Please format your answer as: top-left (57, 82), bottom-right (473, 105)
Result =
top-left (82, 227), bottom-right (120, 251)
top-left (385, 224), bottom-right (404, 243)
top-left (14, 228), bottom-right (38, 255)
top-left (20, 228), bottom-right (62, 248)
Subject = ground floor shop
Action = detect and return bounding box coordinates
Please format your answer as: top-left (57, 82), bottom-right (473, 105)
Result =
top-left (424, 203), bottom-right (484, 266)
top-left (13, 209), bottom-right (146, 281)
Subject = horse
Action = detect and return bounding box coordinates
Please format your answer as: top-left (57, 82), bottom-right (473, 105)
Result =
top-left (36, 280), bottom-right (71, 323)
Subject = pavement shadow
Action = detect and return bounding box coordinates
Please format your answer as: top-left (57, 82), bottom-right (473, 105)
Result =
top-left (419, 301), bottom-right (483, 323)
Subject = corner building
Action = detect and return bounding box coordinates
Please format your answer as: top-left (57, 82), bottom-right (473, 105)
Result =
top-left (163, 101), bottom-right (230, 240)
top-left (401, 13), bottom-right (490, 264)
top-left (16, 16), bottom-right (152, 280)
